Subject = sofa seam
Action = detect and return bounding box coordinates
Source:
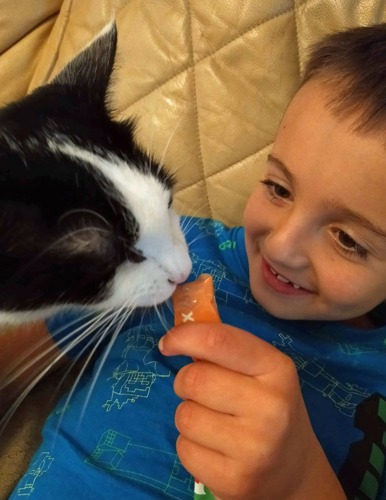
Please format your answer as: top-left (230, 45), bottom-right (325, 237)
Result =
top-left (44, 0), bottom-right (74, 82)
top-left (185, 0), bottom-right (212, 217)
top-left (176, 142), bottom-right (273, 193)
top-left (120, 5), bottom-right (295, 111)
top-left (0, 11), bottom-right (60, 57)
top-left (294, 0), bottom-right (305, 79)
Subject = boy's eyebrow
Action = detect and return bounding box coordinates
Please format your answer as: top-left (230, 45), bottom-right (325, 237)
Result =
top-left (267, 154), bottom-right (295, 183)
top-left (267, 154), bottom-right (386, 242)
top-left (323, 200), bottom-right (386, 241)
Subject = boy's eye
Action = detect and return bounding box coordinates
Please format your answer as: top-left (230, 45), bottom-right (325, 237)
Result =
top-left (332, 229), bottom-right (369, 261)
top-left (260, 179), bottom-right (291, 200)
top-left (338, 231), bottom-right (357, 249)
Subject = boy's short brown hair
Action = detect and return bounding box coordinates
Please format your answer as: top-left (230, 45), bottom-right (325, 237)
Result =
top-left (303, 23), bottom-right (386, 134)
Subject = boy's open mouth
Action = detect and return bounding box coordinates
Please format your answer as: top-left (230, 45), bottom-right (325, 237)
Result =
top-left (261, 259), bottom-right (312, 295)
top-left (269, 265), bottom-right (301, 289)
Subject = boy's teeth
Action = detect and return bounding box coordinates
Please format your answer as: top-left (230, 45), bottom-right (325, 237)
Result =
top-left (276, 274), bottom-right (290, 284)
top-left (269, 266), bottom-right (301, 289)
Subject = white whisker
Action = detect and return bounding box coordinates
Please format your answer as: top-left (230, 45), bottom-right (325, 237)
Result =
top-left (52, 309), bottom-right (122, 437)
top-left (8, 226), bottom-right (110, 285)
top-left (58, 208), bottom-right (111, 228)
top-left (0, 309), bottom-right (116, 434)
top-left (76, 304), bottom-right (134, 427)
top-left (158, 118), bottom-right (183, 175)
top-left (154, 304), bottom-right (170, 334)
top-left (0, 311), bottom-right (97, 389)
top-left (163, 298), bottom-right (174, 318)
top-left (49, 309), bottom-right (118, 397)
top-left (0, 338), bottom-right (77, 435)
top-left (187, 232), bottom-right (207, 249)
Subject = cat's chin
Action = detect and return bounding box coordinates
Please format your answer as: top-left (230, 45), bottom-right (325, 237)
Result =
top-left (92, 286), bottom-right (177, 313)
top-left (0, 286), bottom-right (177, 326)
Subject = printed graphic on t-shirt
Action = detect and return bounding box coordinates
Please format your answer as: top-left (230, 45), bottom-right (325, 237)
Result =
top-left (103, 326), bottom-right (171, 411)
top-left (85, 429), bottom-right (194, 498)
top-left (273, 333), bottom-right (370, 416)
top-left (16, 453), bottom-right (54, 496)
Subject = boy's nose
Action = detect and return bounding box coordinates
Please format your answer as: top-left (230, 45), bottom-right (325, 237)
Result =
top-left (265, 213), bottom-right (310, 269)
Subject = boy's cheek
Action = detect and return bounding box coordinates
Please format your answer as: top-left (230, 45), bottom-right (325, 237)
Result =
top-left (243, 185), bottom-right (267, 235)
top-left (242, 190), bottom-right (257, 228)
top-left (243, 205), bottom-right (263, 258)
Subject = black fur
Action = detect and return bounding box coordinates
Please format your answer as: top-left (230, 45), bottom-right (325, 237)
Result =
top-left (0, 23), bottom-right (174, 312)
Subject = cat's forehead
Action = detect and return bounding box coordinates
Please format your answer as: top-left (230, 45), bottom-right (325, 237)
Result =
top-left (48, 137), bottom-right (173, 210)
top-left (0, 83), bottom-right (175, 188)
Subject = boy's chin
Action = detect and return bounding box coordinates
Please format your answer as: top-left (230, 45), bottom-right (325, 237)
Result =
top-left (252, 294), bottom-right (301, 320)
top-left (253, 294), bottom-right (319, 321)
top-left (253, 293), bottom-right (375, 328)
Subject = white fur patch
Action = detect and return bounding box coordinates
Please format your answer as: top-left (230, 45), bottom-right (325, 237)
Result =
top-left (47, 139), bottom-right (192, 309)
top-left (48, 139), bottom-right (168, 223)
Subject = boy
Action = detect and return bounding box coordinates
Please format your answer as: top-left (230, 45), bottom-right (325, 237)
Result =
top-left (6, 24), bottom-right (386, 499)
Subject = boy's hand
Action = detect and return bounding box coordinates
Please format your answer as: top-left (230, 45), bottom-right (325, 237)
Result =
top-left (160, 323), bottom-right (346, 500)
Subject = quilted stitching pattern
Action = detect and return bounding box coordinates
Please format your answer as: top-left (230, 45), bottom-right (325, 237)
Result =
top-left (107, 0), bottom-right (386, 225)
top-left (113, 1), bottom-right (299, 225)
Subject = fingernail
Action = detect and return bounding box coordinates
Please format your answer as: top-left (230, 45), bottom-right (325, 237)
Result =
top-left (158, 335), bottom-right (165, 353)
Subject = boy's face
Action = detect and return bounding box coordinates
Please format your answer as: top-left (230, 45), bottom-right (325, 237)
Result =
top-left (244, 80), bottom-right (386, 324)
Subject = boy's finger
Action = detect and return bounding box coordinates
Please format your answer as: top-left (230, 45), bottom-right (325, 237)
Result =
top-left (175, 434), bottom-right (231, 499)
top-left (159, 323), bottom-right (290, 377)
top-left (174, 361), bottom-right (257, 415)
top-left (175, 400), bottom-right (238, 452)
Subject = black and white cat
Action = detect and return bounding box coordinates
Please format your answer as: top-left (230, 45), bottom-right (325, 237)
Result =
top-left (0, 23), bottom-right (192, 325)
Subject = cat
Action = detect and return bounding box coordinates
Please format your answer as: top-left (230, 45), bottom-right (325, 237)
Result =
top-left (0, 22), bottom-right (192, 325)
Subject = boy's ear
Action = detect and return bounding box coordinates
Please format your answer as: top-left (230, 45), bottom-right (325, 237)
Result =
top-left (51, 22), bottom-right (118, 108)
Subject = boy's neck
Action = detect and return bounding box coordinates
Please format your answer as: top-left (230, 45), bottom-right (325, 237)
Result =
top-left (343, 315), bottom-right (376, 330)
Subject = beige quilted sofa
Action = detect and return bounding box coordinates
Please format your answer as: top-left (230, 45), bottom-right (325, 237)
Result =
top-left (1, 0), bottom-right (386, 497)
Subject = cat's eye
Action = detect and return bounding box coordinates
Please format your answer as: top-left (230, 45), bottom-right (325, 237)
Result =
top-left (127, 248), bottom-right (145, 263)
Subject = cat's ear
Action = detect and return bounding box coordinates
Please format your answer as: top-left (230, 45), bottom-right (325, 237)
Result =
top-left (51, 22), bottom-right (117, 108)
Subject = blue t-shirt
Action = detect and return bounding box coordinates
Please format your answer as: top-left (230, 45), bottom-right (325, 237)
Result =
top-left (11, 218), bottom-right (386, 499)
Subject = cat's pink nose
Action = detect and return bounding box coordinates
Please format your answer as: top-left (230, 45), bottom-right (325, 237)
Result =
top-left (167, 258), bottom-right (192, 285)
top-left (168, 270), bottom-right (190, 285)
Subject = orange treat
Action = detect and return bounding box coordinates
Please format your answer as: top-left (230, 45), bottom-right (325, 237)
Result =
top-left (172, 274), bottom-right (220, 326)
top-left (172, 274), bottom-right (218, 499)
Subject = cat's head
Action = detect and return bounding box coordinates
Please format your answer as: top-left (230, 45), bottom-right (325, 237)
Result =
top-left (0, 23), bottom-right (192, 324)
